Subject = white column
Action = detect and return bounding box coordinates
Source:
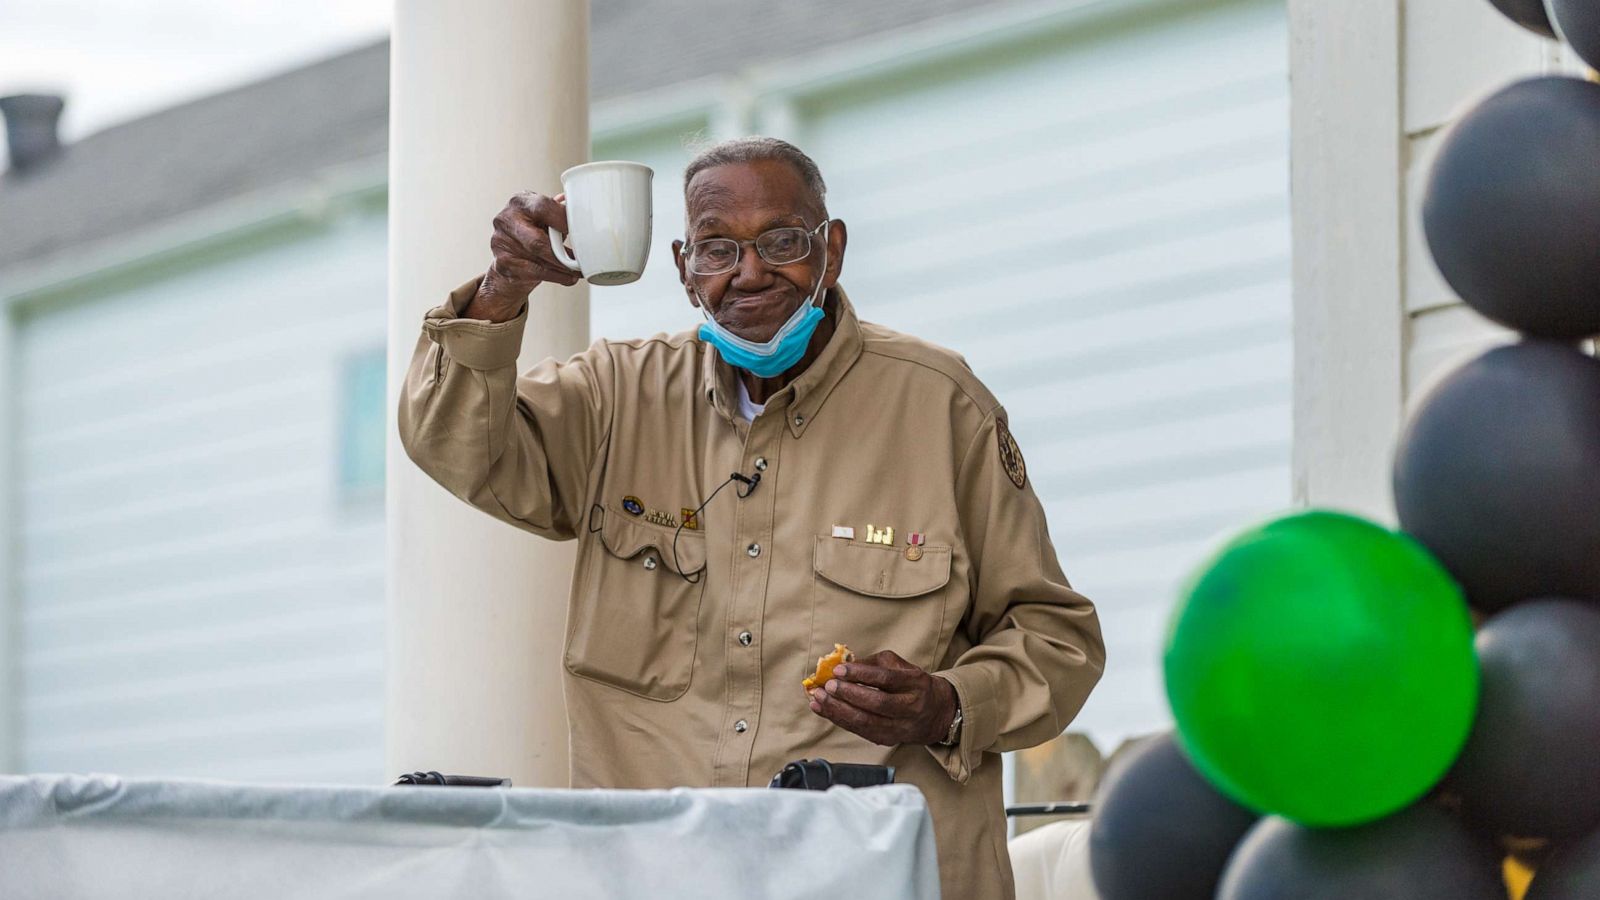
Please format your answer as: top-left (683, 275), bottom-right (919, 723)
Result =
top-left (386, 0), bottom-right (589, 787)
top-left (1288, 0), bottom-right (1405, 522)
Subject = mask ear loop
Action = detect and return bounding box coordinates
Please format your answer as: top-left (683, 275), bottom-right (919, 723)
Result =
top-left (810, 219), bottom-right (831, 306)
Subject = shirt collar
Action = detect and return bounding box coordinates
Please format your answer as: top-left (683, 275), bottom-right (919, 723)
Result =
top-left (701, 285), bottom-right (865, 438)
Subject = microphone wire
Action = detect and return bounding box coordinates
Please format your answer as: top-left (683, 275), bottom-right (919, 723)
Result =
top-left (671, 470), bottom-right (760, 584)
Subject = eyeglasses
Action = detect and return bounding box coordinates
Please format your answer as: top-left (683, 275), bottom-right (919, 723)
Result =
top-left (681, 220), bottom-right (828, 276)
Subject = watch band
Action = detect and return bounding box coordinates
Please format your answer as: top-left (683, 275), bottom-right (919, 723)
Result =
top-left (938, 704), bottom-right (964, 747)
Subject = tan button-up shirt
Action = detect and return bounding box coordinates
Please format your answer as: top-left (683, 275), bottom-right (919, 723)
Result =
top-left (399, 279), bottom-right (1106, 900)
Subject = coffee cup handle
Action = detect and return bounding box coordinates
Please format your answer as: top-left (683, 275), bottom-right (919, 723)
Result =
top-left (547, 226), bottom-right (582, 272)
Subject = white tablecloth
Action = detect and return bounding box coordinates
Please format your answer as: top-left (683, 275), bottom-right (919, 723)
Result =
top-left (0, 774), bottom-right (940, 899)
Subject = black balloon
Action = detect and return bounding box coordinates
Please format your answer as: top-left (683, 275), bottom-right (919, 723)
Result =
top-left (1422, 77), bottom-right (1600, 339)
top-left (1393, 342), bottom-right (1600, 612)
top-left (1451, 600), bottom-right (1600, 839)
top-left (1490, 0), bottom-right (1558, 38)
top-left (1218, 805), bottom-right (1505, 900)
top-left (1551, 0), bottom-right (1600, 70)
top-left (1088, 731), bottom-right (1258, 900)
top-left (1527, 825), bottom-right (1600, 898)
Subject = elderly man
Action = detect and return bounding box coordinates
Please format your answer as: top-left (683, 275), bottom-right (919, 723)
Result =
top-left (399, 137), bottom-right (1104, 899)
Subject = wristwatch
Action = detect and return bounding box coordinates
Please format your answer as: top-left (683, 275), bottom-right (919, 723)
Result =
top-left (937, 703), bottom-right (964, 747)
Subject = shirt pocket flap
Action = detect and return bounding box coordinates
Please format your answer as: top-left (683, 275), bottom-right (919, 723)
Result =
top-left (592, 506), bottom-right (706, 577)
top-left (812, 536), bottom-right (951, 599)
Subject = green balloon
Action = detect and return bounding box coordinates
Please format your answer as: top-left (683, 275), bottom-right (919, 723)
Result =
top-left (1164, 510), bottom-right (1478, 827)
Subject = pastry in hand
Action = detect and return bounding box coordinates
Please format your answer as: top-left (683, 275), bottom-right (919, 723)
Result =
top-left (803, 643), bottom-right (854, 693)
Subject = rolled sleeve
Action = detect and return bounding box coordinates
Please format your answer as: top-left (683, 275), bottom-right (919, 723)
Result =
top-left (421, 277), bottom-right (527, 371)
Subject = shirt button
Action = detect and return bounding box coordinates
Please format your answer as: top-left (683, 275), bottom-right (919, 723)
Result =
top-left (793, 414), bottom-right (805, 427)
top-left (747, 543), bottom-right (761, 558)
top-left (738, 631), bottom-right (753, 646)
top-left (734, 720), bottom-right (749, 734)
top-left (643, 556), bottom-right (658, 570)
top-left (754, 457), bottom-right (768, 472)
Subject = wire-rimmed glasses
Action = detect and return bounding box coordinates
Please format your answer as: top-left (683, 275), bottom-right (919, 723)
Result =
top-left (681, 220), bottom-right (828, 276)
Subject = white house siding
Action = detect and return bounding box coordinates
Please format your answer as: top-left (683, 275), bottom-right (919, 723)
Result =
top-left (14, 210), bottom-right (389, 783)
top-left (798, 0), bottom-right (1291, 743)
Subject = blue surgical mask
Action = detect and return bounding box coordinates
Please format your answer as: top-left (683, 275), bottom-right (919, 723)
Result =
top-left (695, 221), bottom-right (831, 379)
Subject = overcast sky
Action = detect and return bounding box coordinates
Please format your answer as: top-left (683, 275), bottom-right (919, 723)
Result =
top-left (0, 0), bottom-right (389, 163)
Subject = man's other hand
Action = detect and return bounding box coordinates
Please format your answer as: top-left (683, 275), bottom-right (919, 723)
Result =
top-left (809, 650), bottom-right (958, 747)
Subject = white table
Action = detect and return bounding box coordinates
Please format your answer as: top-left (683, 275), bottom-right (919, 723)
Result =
top-left (0, 774), bottom-right (940, 899)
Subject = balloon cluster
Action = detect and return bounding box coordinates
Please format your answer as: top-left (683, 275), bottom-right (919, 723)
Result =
top-left (1087, 8), bottom-right (1600, 898)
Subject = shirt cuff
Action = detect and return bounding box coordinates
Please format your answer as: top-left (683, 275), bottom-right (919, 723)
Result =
top-left (421, 276), bottom-right (528, 371)
top-left (926, 665), bottom-right (999, 784)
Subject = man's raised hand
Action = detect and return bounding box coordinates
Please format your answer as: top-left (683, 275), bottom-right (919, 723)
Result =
top-left (465, 191), bottom-right (582, 322)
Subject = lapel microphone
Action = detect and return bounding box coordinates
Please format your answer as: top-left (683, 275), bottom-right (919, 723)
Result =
top-left (730, 472), bottom-right (761, 496)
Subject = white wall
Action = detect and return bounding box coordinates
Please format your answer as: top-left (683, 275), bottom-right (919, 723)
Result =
top-left (13, 210), bottom-right (388, 782)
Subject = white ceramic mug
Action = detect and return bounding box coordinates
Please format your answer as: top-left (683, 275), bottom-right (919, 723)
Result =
top-left (547, 160), bottom-right (654, 286)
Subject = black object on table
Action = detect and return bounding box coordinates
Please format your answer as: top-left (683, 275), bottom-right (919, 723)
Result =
top-left (769, 759), bottom-right (895, 790)
top-left (394, 772), bottom-right (512, 787)
top-left (1006, 802), bottom-right (1091, 817)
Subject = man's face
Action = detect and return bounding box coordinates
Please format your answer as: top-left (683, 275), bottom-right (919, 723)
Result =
top-left (673, 159), bottom-right (845, 343)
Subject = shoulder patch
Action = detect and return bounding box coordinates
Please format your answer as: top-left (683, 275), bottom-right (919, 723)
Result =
top-left (997, 418), bottom-right (1026, 489)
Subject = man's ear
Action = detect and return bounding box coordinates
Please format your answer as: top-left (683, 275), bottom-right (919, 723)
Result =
top-left (823, 219), bottom-right (848, 289)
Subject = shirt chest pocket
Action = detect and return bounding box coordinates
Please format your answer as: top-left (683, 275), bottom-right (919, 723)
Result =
top-left (566, 507), bottom-right (707, 701)
top-left (809, 536), bottom-right (953, 675)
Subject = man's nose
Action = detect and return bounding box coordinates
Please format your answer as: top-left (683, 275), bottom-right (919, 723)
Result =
top-left (731, 242), bottom-right (775, 288)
